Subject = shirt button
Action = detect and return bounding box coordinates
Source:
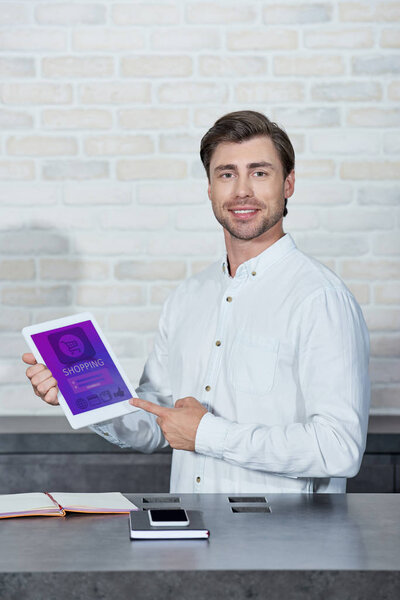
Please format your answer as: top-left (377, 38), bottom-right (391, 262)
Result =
top-left (251, 271), bottom-right (256, 276)
top-left (226, 296), bottom-right (232, 302)
top-left (215, 340), bottom-right (221, 346)
top-left (196, 476), bottom-right (201, 483)
top-left (103, 432), bottom-right (110, 437)
top-left (205, 385), bottom-right (211, 392)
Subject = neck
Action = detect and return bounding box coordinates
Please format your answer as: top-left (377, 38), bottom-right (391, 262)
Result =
top-left (225, 221), bottom-right (285, 277)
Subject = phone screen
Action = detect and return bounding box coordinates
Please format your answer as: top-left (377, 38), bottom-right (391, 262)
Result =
top-left (149, 509), bottom-right (188, 524)
top-left (31, 320), bottom-right (132, 416)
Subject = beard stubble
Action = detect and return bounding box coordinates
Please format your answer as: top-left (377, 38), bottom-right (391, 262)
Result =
top-left (211, 197), bottom-right (285, 241)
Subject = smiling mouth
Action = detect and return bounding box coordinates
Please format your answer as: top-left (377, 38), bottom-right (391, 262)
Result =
top-left (229, 208), bottom-right (260, 220)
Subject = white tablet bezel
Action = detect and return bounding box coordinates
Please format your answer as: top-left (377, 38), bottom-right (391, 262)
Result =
top-left (22, 312), bottom-right (139, 429)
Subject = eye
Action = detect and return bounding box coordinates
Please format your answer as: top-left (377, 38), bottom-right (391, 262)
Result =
top-left (220, 172), bottom-right (234, 179)
top-left (253, 171), bottom-right (267, 177)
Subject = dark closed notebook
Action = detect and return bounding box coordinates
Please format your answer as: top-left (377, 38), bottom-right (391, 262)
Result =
top-left (129, 510), bottom-right (209, 540)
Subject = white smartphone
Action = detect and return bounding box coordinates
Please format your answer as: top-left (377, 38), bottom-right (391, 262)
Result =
top-left (148, 509), bottom-right (190, 527)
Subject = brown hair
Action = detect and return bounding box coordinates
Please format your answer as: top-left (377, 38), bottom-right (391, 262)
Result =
top-left (200, 110), bottom-right (295, 215)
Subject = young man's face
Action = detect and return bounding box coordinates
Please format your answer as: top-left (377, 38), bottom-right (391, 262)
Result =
top-left (208, 136), bottom-right (294, 241)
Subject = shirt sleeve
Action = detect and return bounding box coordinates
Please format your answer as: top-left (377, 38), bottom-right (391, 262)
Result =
top-left (195, 288), bottom-right (370, 478)
top-left (90, 294), bottom-right (174, 453)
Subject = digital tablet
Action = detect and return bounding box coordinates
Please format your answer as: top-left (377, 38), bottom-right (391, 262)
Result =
top-left (22, 312), bottom-right (139, 429)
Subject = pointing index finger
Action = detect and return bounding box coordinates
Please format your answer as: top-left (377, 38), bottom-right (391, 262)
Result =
top-left (130, 397), bottom-right (169, 417)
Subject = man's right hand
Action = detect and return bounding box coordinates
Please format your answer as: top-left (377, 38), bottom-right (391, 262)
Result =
top-left (22, 353), bottom-right (59, 405)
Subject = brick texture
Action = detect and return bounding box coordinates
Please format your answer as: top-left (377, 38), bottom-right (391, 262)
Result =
top-left (0, 0), bottom-right (398, 416)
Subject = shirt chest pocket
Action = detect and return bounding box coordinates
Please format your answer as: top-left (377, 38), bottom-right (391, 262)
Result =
top-left (229, 335), bottom-right (279, 396)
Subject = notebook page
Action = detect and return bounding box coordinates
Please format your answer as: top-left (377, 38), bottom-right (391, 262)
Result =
top-left (0, 493), bottom-right (56, 514)
top-left (52, 492), bottom-right (138, 511)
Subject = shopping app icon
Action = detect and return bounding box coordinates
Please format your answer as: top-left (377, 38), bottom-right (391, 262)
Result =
top-left (76, 397), bottom-right (88, 410)
top-left (100, 390), bottom-right (112, 402)
top-left (48, 327), bottom-right (95, 364)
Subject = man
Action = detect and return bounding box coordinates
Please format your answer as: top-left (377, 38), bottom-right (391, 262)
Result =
top-left (23, 110), bottom-right (370, 494)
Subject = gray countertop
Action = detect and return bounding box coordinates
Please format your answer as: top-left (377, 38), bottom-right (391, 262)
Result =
top-left (1, 493), bottom-right (399, 572)
top-left (1, 493), bottom-right (399, 599)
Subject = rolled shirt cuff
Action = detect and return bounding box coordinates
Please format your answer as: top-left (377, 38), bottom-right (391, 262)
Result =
top-left (195, 412), bottom-right (231, 459)
top-left (89, 421), bottom-right (131, 448)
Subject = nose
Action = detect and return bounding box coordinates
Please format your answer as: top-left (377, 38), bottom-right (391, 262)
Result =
top-left (234, 174), bottom-right (253, 198)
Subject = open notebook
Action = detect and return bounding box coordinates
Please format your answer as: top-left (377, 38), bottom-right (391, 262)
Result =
top-left (0, 492), bottom-right (138, 518)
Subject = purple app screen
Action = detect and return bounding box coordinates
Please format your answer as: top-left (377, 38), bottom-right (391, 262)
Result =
top-left (32, 320), bottom-right (132, 415)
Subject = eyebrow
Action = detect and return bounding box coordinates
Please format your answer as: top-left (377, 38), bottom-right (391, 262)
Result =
top-left (213, 161), bottom-right (275, 173)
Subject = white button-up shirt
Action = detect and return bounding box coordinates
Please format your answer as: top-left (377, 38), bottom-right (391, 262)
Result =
top-left (92, 234), bottom-right (370, 494)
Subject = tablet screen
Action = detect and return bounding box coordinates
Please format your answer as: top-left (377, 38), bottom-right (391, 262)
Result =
top-left (32, 320), bottom-right (132, 415)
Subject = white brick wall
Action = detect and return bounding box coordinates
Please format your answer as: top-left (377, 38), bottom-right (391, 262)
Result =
top-left (0, 0), bottom-right (399, 416)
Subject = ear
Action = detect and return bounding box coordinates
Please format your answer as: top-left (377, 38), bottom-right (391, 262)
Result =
top-left (207, 182), bottom-right (212, 201)
top-left (284, 169), bottom-right (295, 199)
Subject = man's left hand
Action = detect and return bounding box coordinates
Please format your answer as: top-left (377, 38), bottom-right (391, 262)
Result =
top-left (129, 396), bottom-right (208, 451)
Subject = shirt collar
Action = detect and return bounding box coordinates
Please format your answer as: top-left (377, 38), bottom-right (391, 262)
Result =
top-left (221, 233), bottom-right (296, 280)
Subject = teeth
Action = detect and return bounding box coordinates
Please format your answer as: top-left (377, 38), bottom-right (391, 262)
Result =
top-left (233, 210), bottom-right (256, 214)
